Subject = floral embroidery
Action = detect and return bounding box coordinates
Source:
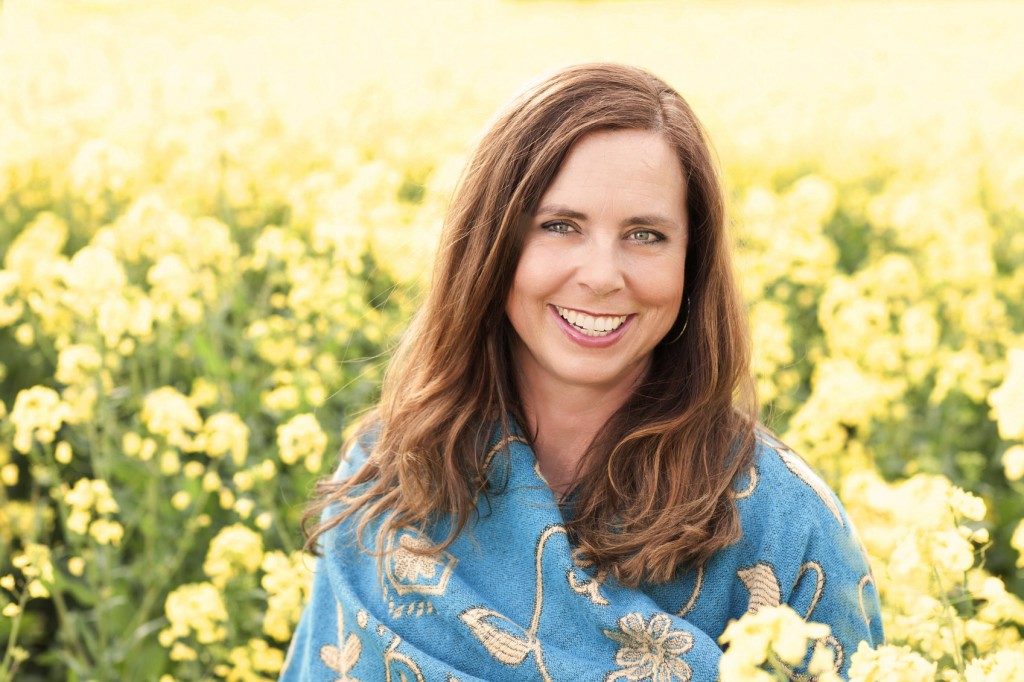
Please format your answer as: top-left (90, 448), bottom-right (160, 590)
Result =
top-left (383, 528), bottom-right (456, 596)
top-left (603, 612), bottom-right (694, 682)
top-left (393, 534), bottom-right (442, 582)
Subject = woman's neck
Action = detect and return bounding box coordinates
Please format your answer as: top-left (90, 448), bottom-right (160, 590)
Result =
top-left (514, 354), bottom-right (648, 498)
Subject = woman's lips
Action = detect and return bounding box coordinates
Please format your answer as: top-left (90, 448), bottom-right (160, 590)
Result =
top-left (548, 304), bottom-right (634, 349)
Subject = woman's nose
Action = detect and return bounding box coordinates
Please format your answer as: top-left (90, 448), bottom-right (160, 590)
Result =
top-left (575, 238), bottom-right (625, 297)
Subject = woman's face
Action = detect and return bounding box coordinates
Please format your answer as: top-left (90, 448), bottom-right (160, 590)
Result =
top-left (506, 128), bottom-right (688, 395)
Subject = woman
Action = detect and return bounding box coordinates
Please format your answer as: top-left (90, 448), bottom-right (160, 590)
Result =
top-left (282, 62), bottom-right (884, 681)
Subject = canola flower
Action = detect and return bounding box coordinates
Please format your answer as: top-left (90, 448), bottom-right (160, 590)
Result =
top-left (718, 604), bottom-right (838, 681)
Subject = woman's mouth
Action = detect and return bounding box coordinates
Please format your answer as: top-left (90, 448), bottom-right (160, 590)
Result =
top-left (549, 305), bottom-right (634, 348)
top-left (553, 305), bottom-right (628, 336)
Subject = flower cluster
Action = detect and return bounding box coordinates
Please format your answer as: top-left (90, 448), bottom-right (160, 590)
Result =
top-left (62, 478), bottom-right (124, 546)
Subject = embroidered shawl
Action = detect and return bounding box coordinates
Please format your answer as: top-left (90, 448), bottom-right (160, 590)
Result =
top-left (281, 425), bottom-right (884, 681)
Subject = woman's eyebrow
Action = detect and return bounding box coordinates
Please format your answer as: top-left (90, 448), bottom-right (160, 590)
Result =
top-left (534, 203), bottom-right (681, 231)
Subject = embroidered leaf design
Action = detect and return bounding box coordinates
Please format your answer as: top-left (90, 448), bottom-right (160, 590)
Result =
top-left (738, 563), bottom-right (781, 614)
top-left (460, 607), bottom-right (534, 665)
top-left (319, 633), bottom-right (362, 675)
top-left (320, 600), bottom-right (362, 678)
top-left (776, 445), bottom-right (845, 527)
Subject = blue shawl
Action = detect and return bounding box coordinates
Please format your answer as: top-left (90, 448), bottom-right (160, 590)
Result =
top-left (281, 424), bottom-right (884, 681)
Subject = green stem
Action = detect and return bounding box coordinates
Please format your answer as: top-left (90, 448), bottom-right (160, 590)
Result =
top-left (119, 487), bottom-right (214, 649)
top-left (931, 564), bottom-right (966, 676)
top-left (0, 589), bottom-right (30, 678)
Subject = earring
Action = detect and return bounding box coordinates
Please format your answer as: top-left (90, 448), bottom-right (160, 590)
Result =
top-left (665, 296), bottom-right (690, 345)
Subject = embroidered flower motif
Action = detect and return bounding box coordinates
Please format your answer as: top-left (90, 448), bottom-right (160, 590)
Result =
top-left (393, 534), bottom-right (440, 582)
top-left (603, 612), bottom-right (694, 682)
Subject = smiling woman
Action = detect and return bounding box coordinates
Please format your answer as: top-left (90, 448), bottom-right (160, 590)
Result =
top-left (283, 63), bottom-right (884, 681)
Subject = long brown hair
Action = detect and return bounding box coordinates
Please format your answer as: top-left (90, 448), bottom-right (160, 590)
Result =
top-left (301, 62), bottom-right (758, 587)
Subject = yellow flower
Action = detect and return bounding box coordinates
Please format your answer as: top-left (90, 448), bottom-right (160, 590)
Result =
top-left (12, 544), bottom-right (54, 596)
top-left (67, 557), bottom-right (85, 577)
top-left (122, 431), bottom-right (142, 456)
top-left (1002, 445), bottom-right (1024, 482)
top-left (183, 461), bottom-right (205, 479)
top-left (203, 470), bottom-right (222, 492)
top-left (949, 486), bottom-right (986, 521)
top-left (171, 491), bottom-right (192, 510)
top-left (225, 638), bottom-right (285, 678)
top-left (189, 377), bottom-right (220, 408)
top-left (718, 604), bottom-right (830, 675)
top-left (604, 612), bottom-right (694, 682)
top-left (2, 603), bottom-right (21, 617)
top-left (198, 412), bottom-right (250, 466)
top-left (0, 269), bottom-right (24, 326)
top-left (1, 463), bottom-right (17, 486)
top-left (234, 497), bottom-right (255, 519)
top-left (67, 509), bottom-right (91, 535)
top-left (989, 348), bottom-right (1024, 439)
top-left (10, 385), bottom-right (68, 453)
top-left (159, 582), bottom-right (228, 646)
top-left (54, 440), bottom-right (73, 464)
top-left (160, 449), bottom-right (181, 476)
top-left (260, 551), bottom-right (313, 642)
top-left (276, 413), bottom-right (327, 467)
top-left (848, 641), bottom-right (936, 681)
top-left (169, 641), bottom-right (198, 662)
top-left (89, 519), bottom-right (124, 546)
top-left (965, 649), bottom-right (1024, 682)
top-left (142, 386), bottom-right (202, 450)
top-left (15, 322), bottom-right (34, 346)
top-left (55, 344), bottom-right (102, 386)
top-left (60, 245), bottom-right (127, 308)
top-left (203, 524), bottom-right (264, 588)
top-left (1012, 520), bottom-right (1024, 569)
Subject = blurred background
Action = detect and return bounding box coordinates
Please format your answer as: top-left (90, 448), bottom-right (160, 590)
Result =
top-left (1, 0), bottom-right (1023, 679)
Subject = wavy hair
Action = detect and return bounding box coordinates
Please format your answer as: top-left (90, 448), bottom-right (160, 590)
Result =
top-left (301, 62), bottom-right (758, 587)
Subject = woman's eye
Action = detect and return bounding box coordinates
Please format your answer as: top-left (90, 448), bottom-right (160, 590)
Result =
top-left (630, 230), bottom-right (663, 244)
top-left (542, 221), bottom-right (574, 234)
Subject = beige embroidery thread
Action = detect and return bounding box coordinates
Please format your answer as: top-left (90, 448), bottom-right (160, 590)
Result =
top-left (676, 564), bottom-right (705, 617)
top-left (602, 612), bottom-right (694, 682)
top-left (858, 574), bottom-right (875, 630)
top-left (567, 547), bottom-right (610, 606)
top-left (319, 600), bottom-right (363, 681)
top-left (737, 563), bottom-right (782, 614)
top-left (794, 561), bottom-right (825, 620)
top-left (459, 524), bottom-right (566, 681)
top-left (382, 634), bottom-right (426, 682)
top-left (731, 465), bottom-right (759, 500)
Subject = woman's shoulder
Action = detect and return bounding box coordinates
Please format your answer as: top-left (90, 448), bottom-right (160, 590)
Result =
top-left (332, 424), bottom-right (380, 481)
top-left (733, 426), bottom-right (850, 533)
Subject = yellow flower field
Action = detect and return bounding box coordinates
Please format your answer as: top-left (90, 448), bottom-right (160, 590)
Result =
top-left (0, 0), bottom-right (1022, 679)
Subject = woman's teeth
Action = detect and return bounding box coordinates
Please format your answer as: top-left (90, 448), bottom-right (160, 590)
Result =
top-left (554, 305), bottom-right (627, 336)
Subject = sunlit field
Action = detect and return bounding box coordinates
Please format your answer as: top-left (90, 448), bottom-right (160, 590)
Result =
top-left (1, 0), bottom-right (1023, 679)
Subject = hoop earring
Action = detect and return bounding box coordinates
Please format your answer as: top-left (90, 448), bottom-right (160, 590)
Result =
top-left (665, 296), bottom-right (690, 345)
